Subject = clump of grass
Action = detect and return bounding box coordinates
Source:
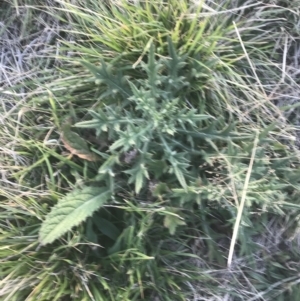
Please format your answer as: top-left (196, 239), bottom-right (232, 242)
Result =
top-left (1, 0), bottom-right (300, 300)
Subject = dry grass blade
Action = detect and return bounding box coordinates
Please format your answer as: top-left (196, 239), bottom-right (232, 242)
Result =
top-left (227, 131), bottom-right (259, 268)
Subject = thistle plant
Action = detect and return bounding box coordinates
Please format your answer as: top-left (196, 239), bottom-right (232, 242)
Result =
top-left (39, 38), bottom-right (300, 253)
top-left (2, 0), bottom-right (300, 300)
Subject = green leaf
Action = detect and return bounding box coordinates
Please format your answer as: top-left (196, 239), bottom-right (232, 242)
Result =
top-left (39, 187), bottom-right (111, 245)
top-left (107, 226), bottom-right (135, 255)
top-left (163, 214), bottom-right (186, 235)
top-left (135, 170), bottom-right (144, 194)
top-left (173, 164), bottom-right (187, 190)
top-left (166, 37), bottom-right (187, 78)
top-left (93, 217), bottom-right (121, 241)
top-left (86, 218), bottom-right (98, 244)
top-left (152, 182), bottom-right (169, 197)
top-left (80, 60), bottom-right (102, 77)
top-left (124, 163), bottom-right (149, 194)
top-left (98, 154), bottom-right (119, 175)
top-left (110, 136), bottom-right (127, 151)
top-left (148, 159), bottom-right (168, 178)
top-left (81, 59), bottom-right (130, 98)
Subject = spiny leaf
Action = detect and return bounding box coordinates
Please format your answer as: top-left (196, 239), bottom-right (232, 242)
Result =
top-left (98, 154), bottom-right (119, 175)
top-left (142, 42), bottom-right (164, 94)
top-left (152, 182), bottom-right (169, 197)
top-left (39, 187), bottom-right (111, 245)
top-left (125, 163), bottom-right (149, 194)
top-left (173, 164), bottom-right (188, 190)
top-left (163, 213), bottom-right (186, 235)
top-left (81, 59), bottom-right (130, 97)
top-left (167, 36), bottom-right (187, 77)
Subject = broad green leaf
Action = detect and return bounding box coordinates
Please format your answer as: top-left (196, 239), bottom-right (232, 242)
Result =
top-left (39, 187), bottom-right (111, 245)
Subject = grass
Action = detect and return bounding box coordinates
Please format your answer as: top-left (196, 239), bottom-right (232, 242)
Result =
top-left (1, 0), bottom-right (300, 300)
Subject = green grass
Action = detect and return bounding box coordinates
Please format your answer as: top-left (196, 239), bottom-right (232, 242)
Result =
top-left (1, 0), bottom-right (300, 300)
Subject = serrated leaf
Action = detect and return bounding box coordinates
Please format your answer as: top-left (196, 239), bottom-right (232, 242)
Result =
top-left (135, 170), bottom-right (144, 194)
top-left (98, 154), bottom-right (119, 175)
top-left (152, 182), bottom-right (169, 197)
top-left (39, 187), bottom-right (111, 245)
top-left (110, 137), bottom-right (126, 151)
top-left (124, 163), bottom-right (148, 194)
top-left (173, 164), bottom-right (187, 190)
top-left (81, 60), bottom-right (130, 97)
top-left (148, 159), bottom-right (168, 178)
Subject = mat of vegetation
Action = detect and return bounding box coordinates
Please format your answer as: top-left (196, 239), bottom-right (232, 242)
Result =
top-left (1, 1), bottom-right (300, 300)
